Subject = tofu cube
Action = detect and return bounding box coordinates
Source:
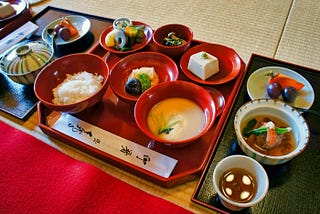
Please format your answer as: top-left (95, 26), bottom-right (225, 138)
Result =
top-left (187, 52), bottom-right (219, 80)
top-left (0, 2), bottom-right (16, 19)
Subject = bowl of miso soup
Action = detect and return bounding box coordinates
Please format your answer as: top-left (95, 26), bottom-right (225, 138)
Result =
top-left (134, 80), bottom-right (216, 147)
top-left (234, 98), bottom-right (310, 165)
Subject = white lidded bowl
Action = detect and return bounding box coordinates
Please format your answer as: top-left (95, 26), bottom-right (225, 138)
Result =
top-left (0, 40), bottom-right (54, 85)
top-left (234, 99), bottom-right (309, 165)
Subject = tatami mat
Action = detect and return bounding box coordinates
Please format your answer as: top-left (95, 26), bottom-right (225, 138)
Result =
top-left (32, 0), bottom-right (294, 63)
top-left (3, 1), bottom-right (320, 213)
top-left (276, 0), bottom-right (320, 70)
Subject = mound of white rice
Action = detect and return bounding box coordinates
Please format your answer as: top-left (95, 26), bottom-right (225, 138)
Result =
top-left (52, 71), bottom-right (104, 105)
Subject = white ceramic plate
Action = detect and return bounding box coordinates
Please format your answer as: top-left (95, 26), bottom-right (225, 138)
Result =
top-left (42, 15), bottom-right (91, 46)
top-left (247, 66), bottom-right (315, 109)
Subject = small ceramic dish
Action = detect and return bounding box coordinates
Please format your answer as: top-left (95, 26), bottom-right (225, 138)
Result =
top-left (234, 98), bottom-right (310, 165)
top-left (0, 40), bottom-right (54, 85)
top-left (247, 66), bottom-right (315, 109)
top-left (180, 43), bottom-right (242, 85)
top-left (212, 155), bottom-right (269, 211)
top-left (42, 15), bottom-right (91, 46)
top-left (99, 21), bottom-right (153, 55)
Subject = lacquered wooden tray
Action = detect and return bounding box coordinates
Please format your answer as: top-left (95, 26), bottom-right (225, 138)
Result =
top-left (0, 6), bottom-right (113, 120)
top-left (35, 7), bottom-right (247, 187)
top-left (192, 54), bottom-right (320, 213)
top-left (0, 0), bottom-right (32, 39)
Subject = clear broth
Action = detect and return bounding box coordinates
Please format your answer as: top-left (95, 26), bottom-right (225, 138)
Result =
top-left (219, 168), bottom-right (257, 203)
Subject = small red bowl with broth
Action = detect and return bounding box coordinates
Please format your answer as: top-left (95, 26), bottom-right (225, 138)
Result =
top-left (134, 80), bottom-right (216, 147)
top-left (152, 24), bottom-right (193, 59)
top-left (234, 99), bottom-right (310, 165)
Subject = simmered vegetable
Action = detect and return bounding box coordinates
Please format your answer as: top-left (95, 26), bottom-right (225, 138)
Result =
top-left (105, 22), bottom-right (145, 51)
top-left (53, 17), bottom-right (78, 41)
top-left (162, 32), bottom-right (186, 46)
top-left (125, 67), bottom-right (159, 96)
top-left (265, 71), bottom-right (303, 102)
top-left (137, 73), bottom-right (151, 92)
top-left (125, 78), bottom-right (142, 95)
top-left (58, 27), bottom-right (71, 41)
top-left (266, 72), bottom-right (304, 91)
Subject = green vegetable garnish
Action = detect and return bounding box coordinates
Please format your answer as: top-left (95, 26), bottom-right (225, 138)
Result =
top-left (244, 127), bottom-right (292, 138)
top-left (264, 71), bottom-right (277, 78)
top-left (137, 73), bottom-right (151, 92)
top-left (162, 32), bottom-right (186, 46)
top-left (158, 120), bottom-right (181, 135)
top-left (200, 52), bottom-right (208, 59)
top-left (242, 119), bottom-right (257, 136)
top-left (150, 113), bottom-right (181, 136)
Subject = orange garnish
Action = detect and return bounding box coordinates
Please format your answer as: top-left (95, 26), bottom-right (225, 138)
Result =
top-left (60, 18), bottom-right (78, 36)
top-left (268, 72), bottom-right (304, 91)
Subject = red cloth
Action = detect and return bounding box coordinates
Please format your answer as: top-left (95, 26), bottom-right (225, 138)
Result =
top-left (0, 121), bottom-right (192, 213)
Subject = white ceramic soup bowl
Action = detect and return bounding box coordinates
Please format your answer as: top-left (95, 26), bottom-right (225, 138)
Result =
top-left (234, 98), bottom-right (310, 165)
top-left (212, 155), bottom-right (269, 211)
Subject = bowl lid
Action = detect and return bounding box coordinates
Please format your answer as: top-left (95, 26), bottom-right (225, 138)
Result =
top-left (0, 41), bottom-right (53, 75)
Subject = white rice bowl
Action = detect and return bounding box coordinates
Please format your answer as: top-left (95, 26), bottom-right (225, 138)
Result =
top-left (52, 71), bottom-right (104, 105)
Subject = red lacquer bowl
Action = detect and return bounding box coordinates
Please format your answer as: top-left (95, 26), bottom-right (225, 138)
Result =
top-left (34, 53), bottom-right (109, 113)
top-left (0, 0), bottom-right (28, 23)
top-left (153, 24), bottom-right (193, 59)
top-left (109, 51), bottom-right (179, 104)
top-left (99, 21), bottom-right (153, 55)
top-left (180, 43), bottom-right (242, 85)
top-left (134, 80), bottom-right (216, 148)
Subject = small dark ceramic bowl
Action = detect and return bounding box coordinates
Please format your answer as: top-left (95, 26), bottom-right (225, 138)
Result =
top-left (109, 51), bottom-right (179, 104)
top-left (134, 80), bottom-right (216, 147)
top-left (152, 24), bottom-right (193, 59)
top-left (34, 53), bottom-right (109, 113)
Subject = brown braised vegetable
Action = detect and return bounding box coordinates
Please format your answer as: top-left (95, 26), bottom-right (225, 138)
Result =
top-left (162, 32), bottom-right (186, 46)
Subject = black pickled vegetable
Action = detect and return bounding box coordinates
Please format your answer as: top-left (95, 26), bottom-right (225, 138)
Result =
top-left (282, 86), bottom-right (298, 102)
top-left (58, 27), bottom-right (71, 41)
top-left (267, 82), bottom-right (282, 99)
top-left (125, 78), bottom-right (142, 95)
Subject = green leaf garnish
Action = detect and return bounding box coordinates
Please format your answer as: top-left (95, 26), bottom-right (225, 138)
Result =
top-left (244, 127), bottom-right (292, 138)
top-left (158, 120), bottom-right (181, 135)
top-left (200, 52), bottom-right (208, 59)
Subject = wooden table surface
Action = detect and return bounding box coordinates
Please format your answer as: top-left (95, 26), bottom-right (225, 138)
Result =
top-left (2, 0), bottom-right (319, 213)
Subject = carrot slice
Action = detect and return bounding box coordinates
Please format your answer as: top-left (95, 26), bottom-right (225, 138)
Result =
top-left (266, 127), bottom-right (276, 148)
top-left (268, 72), bottom-right (304, 91)
top-left (60, 18), bottom-right (78, 36)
